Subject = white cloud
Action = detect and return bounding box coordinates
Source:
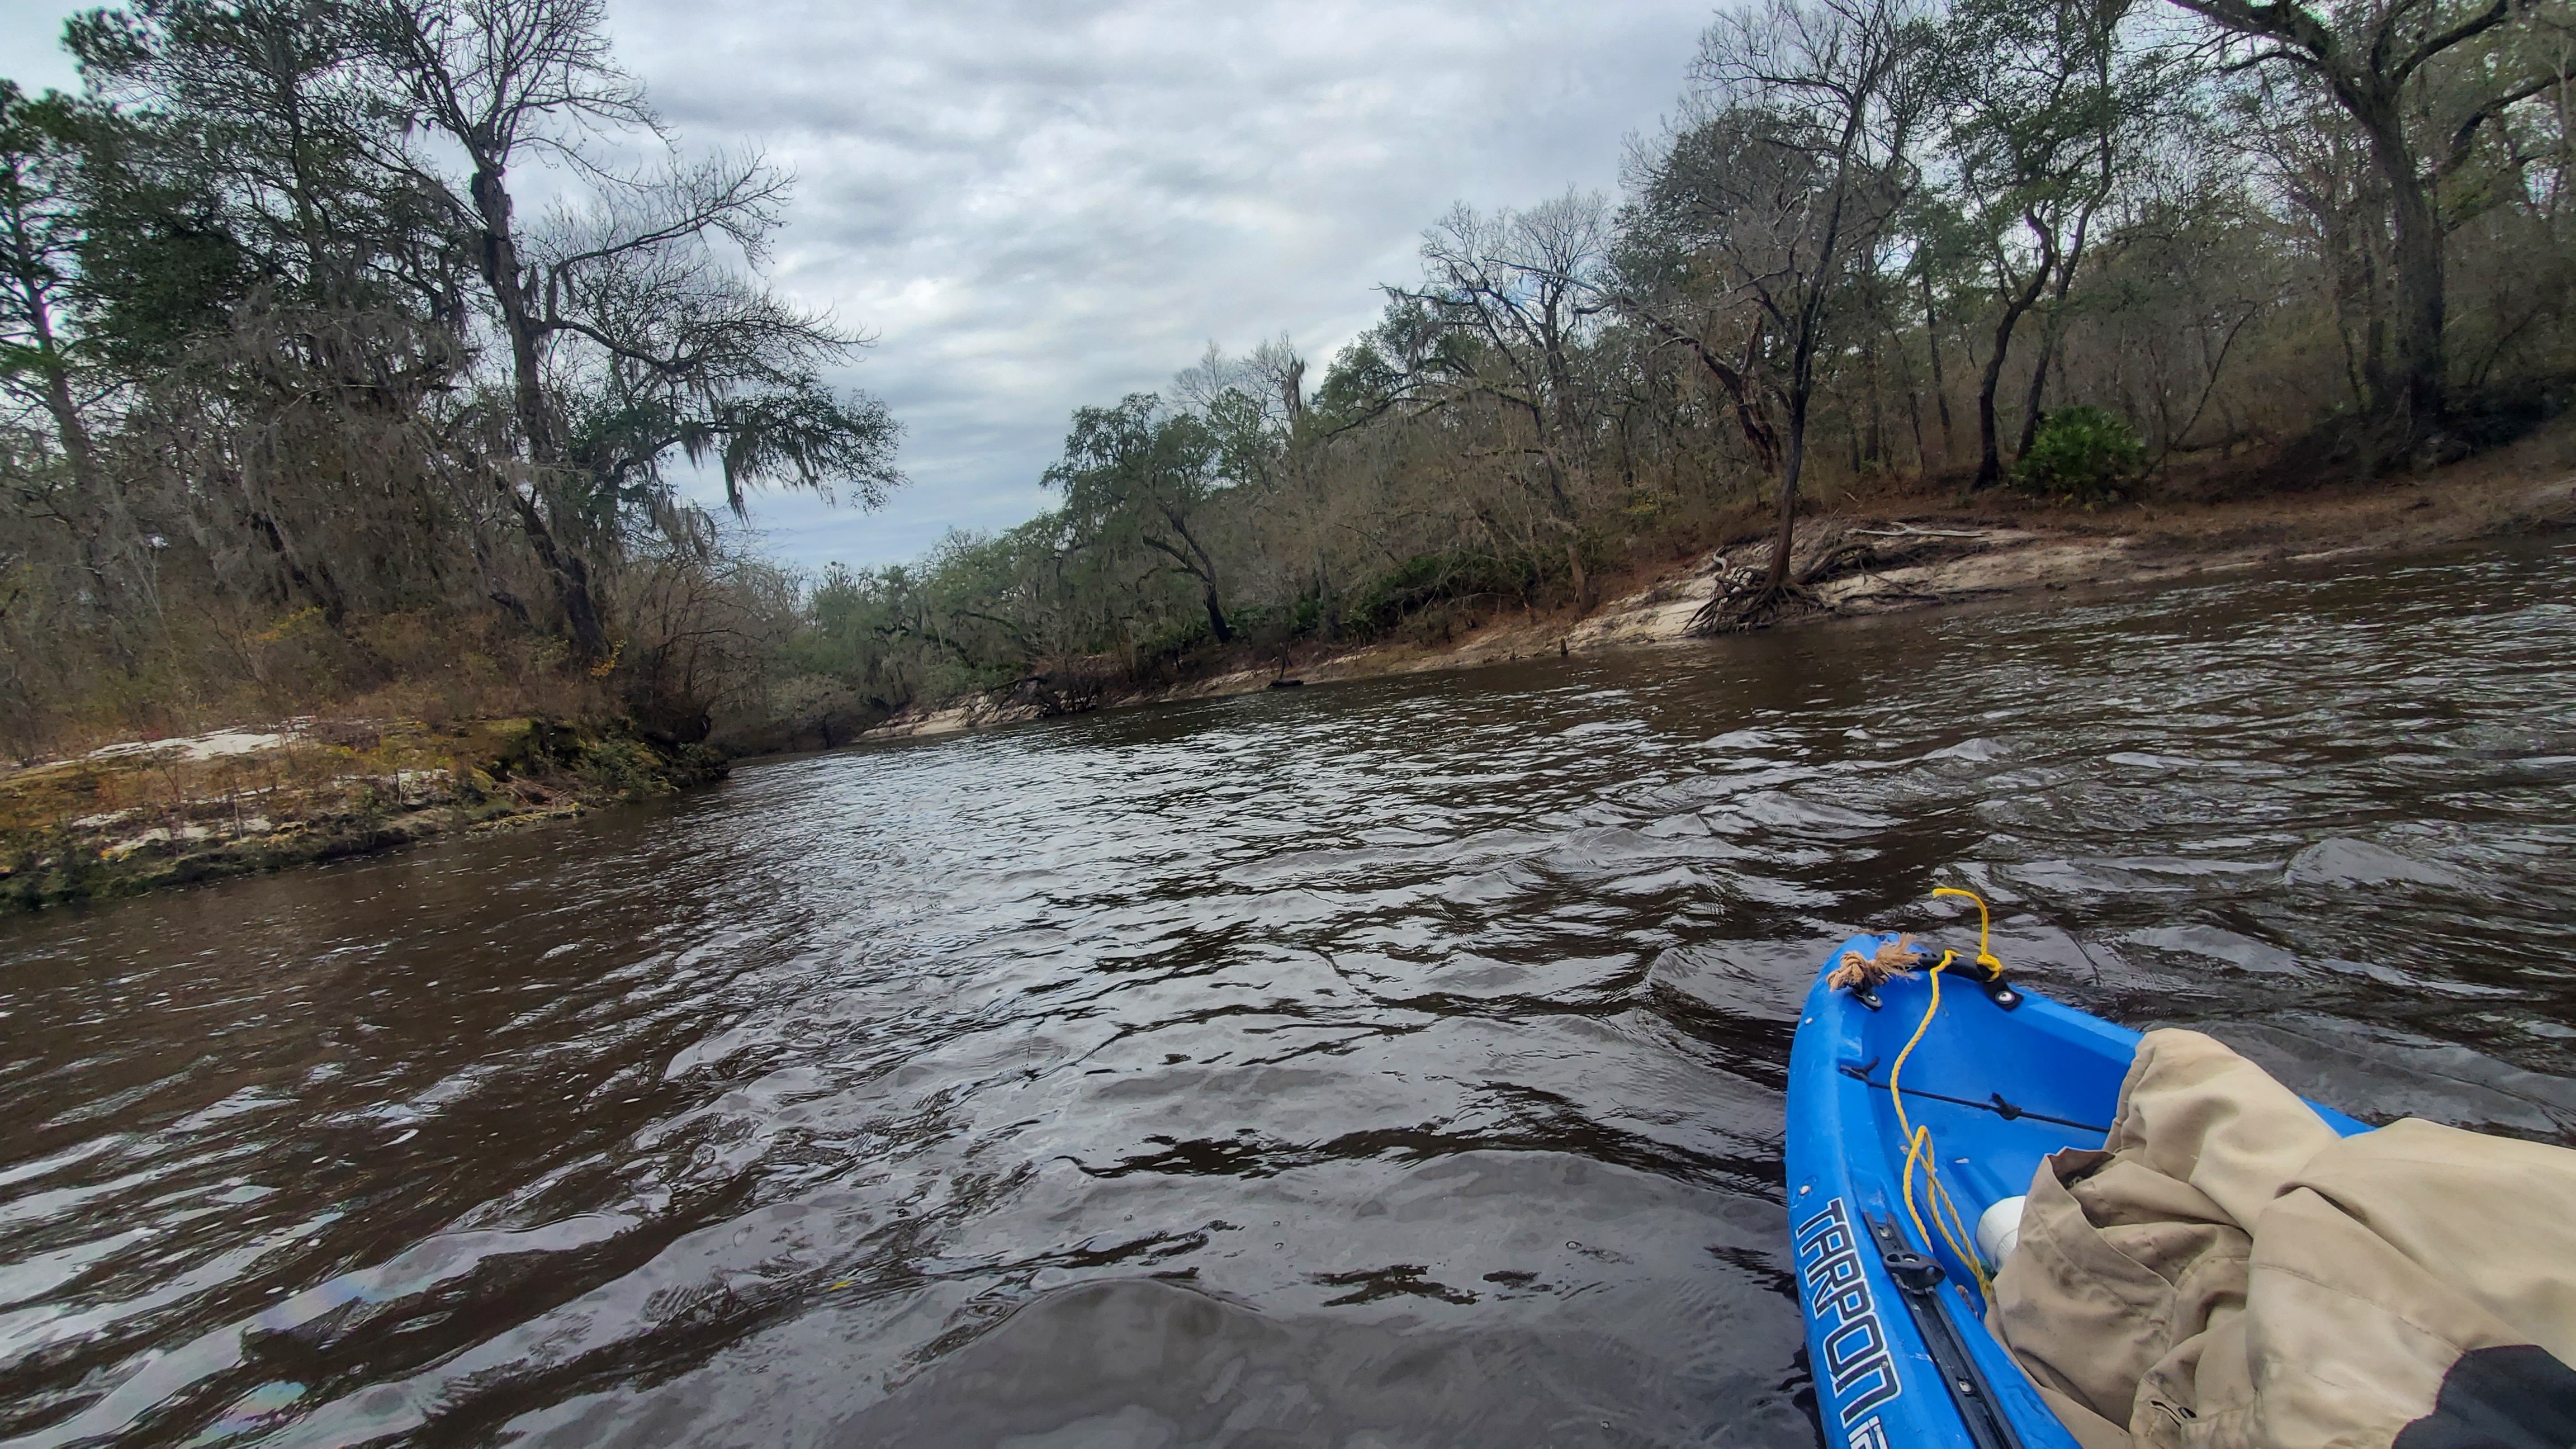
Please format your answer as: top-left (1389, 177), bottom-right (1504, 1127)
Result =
top-left (616, 0), bottom-right (1716, 567)
top-left (0, 0), bottom-right (1717, 567)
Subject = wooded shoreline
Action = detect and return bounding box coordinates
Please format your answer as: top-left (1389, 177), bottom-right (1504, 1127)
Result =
top-left (859, 427), bottom-right (2576, 739)
top-left (13, 425), bottom-right (2562, 915)
top-left (10, 0), bottom-right (2572, 821)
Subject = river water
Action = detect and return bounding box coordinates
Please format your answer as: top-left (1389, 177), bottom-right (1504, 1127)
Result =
top-left (5, 542), bottom-right (2575, 1448)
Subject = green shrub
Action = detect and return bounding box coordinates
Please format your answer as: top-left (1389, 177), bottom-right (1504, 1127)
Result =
top-left (576, 735), bottom-right (662, 798)
top-left (1344, 550), bottom-right (1544, 637)
top-left (2015, 406), bottom-right (2146, 502)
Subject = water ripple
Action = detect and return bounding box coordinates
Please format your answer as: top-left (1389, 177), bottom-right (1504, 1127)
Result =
top-left (2, 542), bottom-right (2573, 1446)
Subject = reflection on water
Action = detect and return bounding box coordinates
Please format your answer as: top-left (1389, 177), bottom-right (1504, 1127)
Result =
top-left (4, 542), bottom-right (2574, 1447)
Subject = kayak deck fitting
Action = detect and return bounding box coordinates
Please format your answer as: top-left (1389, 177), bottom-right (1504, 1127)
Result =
top-left (1783, 895), bottom-right (2367, 1449)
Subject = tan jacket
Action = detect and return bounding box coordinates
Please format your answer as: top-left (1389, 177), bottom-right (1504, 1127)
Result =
top-left (1991, 1029), bottom-right (2576, 1449)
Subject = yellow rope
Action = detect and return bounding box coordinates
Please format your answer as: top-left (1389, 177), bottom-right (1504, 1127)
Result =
top-left (1884, 892), bottom-right (2002, 1300)
top-left (1931, 885), bottom-right (2002, 976)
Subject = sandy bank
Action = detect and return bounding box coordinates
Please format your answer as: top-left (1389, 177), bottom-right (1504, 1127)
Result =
top-left (861, 436), bottom-right (2576, 740)
top-left (22, 434), bottom-right (2568, 905)
top-left (0, 718), bottom-right (724, 910)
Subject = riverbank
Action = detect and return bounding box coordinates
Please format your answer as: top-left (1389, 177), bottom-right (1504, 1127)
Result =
top-left (860, 422), bottom-right (2576, 740)
top-left (25, 527), bottom-right (2573, 1449)
top-left (13, 425), bottom-right (2572, 907)
top-left (0, 718), bottom-right (723, 910)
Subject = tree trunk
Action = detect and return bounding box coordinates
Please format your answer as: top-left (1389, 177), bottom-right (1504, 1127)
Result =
top-left (1864, 341), bottom-right (1886, 468)
top-left (4, 205), bottom-right (92, 487)
top-left (1201, 580), bottom-right (1233, 644)
top-left (2019, 187), bottom-right (2106, 458)
top-left (493, 468), bottom-right (609, 660)
top-left (471, 165), bottom-right (552, 462)
top-left (470, 160), bottom-right (610, 661)
top-left (1922, 270), bottom-right (1955, 463)
top-left (2327, 211), bottom-right (2379, 410)
top-left (1977, 257), bottom-right (2053, 487)
top-left (2018, 325), bottom-right (2058, 457)
top-left (1161, 512), bottom-right (1234, 644)
top-left (1761, 370), bottom-right (1816, 598)
top-left (28, 305), bottom-right (89, 486)
top-left (2355, 98), bottom-right (2446, 432)
top-left (1764, 420), bottom-right (1807, 595)
top-left (2359, 230), bottom-right (2391, 410)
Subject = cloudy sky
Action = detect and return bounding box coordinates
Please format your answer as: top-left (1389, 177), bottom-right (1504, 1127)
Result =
top-left (0, 0), bottom-right (1716, 567)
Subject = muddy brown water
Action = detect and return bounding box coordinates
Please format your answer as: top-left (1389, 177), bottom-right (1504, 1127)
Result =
top-left (6, 542), bottom-right (2576, 1448)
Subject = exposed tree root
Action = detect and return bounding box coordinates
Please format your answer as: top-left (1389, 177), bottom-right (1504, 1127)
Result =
top-left (1688, 562), bottom-right (1822, 633)
top-left (1688, 519), bottom-right (1996, 633)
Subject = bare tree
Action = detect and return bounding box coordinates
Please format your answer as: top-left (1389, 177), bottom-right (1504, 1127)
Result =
top-left (2166, 0), bottom-right (2566, 441)
top-left (1634, 0), bottom-right (1930, 627)
top-left (1940, 0), bottom-right (2144, 484)
top-left (1404, 190), bottom-right (1613, 606)
top-left (1173, 334), bottom-right (1306, 437)
top-left (364, 0), bottom-right (897, 661)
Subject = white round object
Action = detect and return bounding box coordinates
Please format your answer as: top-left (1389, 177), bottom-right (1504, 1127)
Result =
top-left (1977, 1194), bottom-right (2029, 1267)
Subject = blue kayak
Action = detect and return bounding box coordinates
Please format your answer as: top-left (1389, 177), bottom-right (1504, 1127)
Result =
top-left (1784, 914), bottom-right (2367, 1449)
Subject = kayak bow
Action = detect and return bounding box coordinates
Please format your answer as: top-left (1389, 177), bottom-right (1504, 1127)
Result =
top-left (1783, 913), bottom-right (2366, 1449)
